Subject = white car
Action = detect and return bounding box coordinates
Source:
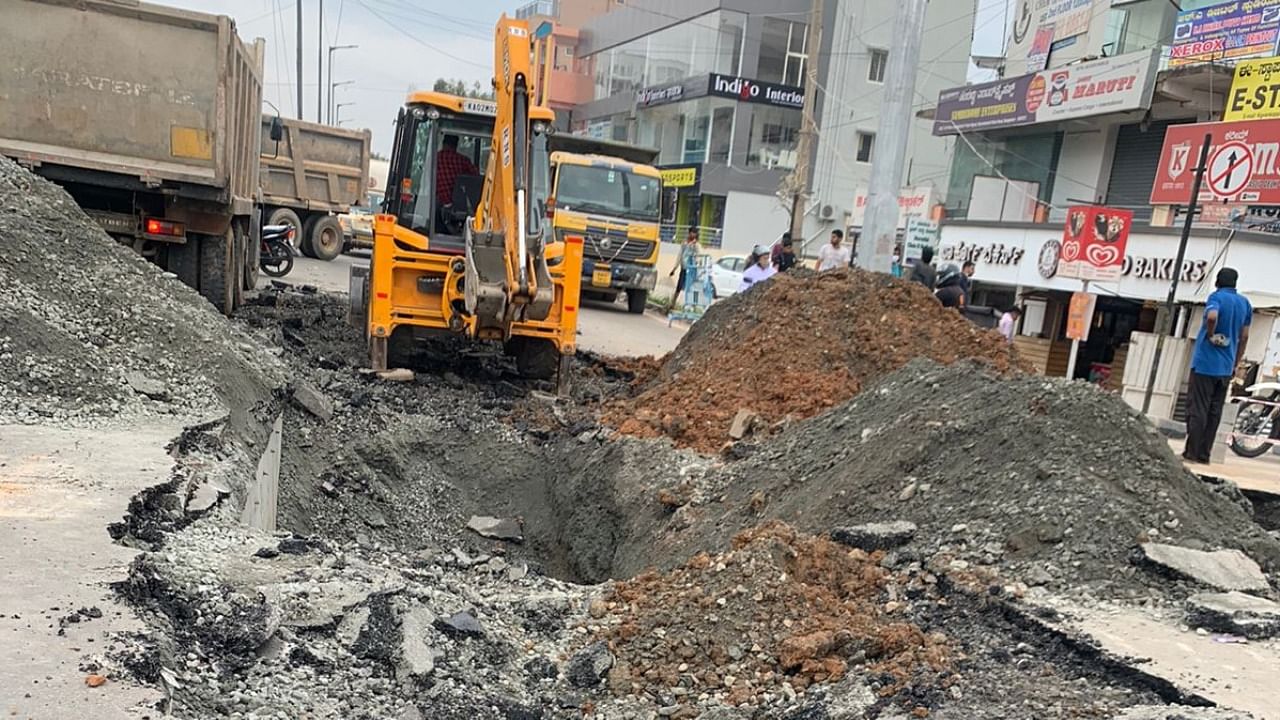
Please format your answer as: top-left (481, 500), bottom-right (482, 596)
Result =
top-left (710, 255), bottom-right (748, 298)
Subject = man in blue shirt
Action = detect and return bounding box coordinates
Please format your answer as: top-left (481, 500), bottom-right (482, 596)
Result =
top-left (1184, 268), bottom-right (1252, 464)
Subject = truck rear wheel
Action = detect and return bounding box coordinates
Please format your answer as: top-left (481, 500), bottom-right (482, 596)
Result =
top-left (307, 215), bottom-right (344, 261)
top-left (194, 229), bottom-right (241, 314)
top-left (266, 208), bottom-right (302, 250)
top-left (626, 289), bottom-right (648, 314)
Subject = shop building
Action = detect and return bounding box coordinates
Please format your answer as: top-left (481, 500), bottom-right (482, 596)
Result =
top-left (930, 0), bottom-right (1280, 417)
top-left (572, 0), bottom-right (975, 256)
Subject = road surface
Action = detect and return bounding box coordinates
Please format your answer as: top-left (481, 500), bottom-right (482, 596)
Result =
top-left (1168, 438), bottom-right (1280, 496)
top-left (268, 253), bottom-right (687, 358)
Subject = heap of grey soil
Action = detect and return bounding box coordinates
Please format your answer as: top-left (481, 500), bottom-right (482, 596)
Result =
top-left (609, 360), bottom-right (1280, 596)
top-left (0, 156), bottom-right (279, 425)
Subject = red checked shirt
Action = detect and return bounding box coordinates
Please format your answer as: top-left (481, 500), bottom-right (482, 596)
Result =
top-left (435, 148), bottom-right (478, 204)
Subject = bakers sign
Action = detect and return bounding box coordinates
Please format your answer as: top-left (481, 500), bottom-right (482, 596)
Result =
top-left (1059, 205), bottom-right (1132, 282)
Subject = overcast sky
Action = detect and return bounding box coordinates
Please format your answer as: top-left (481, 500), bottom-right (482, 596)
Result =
top-left (171, 0), bottom-right (1012, 154)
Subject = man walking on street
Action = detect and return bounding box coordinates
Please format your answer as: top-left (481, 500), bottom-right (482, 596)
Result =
top-left (909, 247), bottom-right (937, 290)
top-left (960, 261), bottom-right (976, 304)
top-left (817, 230), bottom-right (851, 272)
top-left (1184, 268), bottom-right (1252, 464)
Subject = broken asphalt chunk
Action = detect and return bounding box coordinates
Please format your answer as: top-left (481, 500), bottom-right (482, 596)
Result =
top-left (291, 382), bottom-right (334, 421)
top-left (831, 521), bottom-right (917, 551)
top-left (566, 641), bottom-right (614, 688)
top-left (434, 611), bottom-right (484, 639)
top-left (1187, 591), bottom-right (1280, 639)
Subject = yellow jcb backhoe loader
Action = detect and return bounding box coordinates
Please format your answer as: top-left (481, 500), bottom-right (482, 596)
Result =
top-left (350, 15), bottom-right (582, 388)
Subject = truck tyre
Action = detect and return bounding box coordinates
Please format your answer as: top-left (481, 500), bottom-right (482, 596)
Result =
top-left (307, 215), bottom-right (344, 261)
top-left (197, 231), bottom-right (234, 314)
top-left (626, 289), bottom-right (648, 314)
top-left (266, 208), bottom-right (303, 251)
top-left (242, 220), bottom-right (260, 291)
top-left (166, 239), bottom-right (200, 291)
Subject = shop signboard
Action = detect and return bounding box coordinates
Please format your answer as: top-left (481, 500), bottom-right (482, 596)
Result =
top-left (1066, 292), bottom-right (1098, 342)
top-left (707, 73), bottom-right (805, 109)
top-left (1059, 205), bottom-right (1133, 282)
top-left (1151, 119), bottom-right (1280, 205)
top-left (636, 81), bottom-right (685, 109)
top-left (659, 165), bottom-right (699, 189)
top-left (904, 217), bottom-right (939, 262)
top-left (1026, 24), bottom-right (1056, 72)
top-left (1224, 57), bottom-right (1280, 120)
top-left (1008, 0), bottom-right (1102, 65)
top-left (851, 185), bottom-right (935, 228)
top-left (933, 49), bottom-right (1160, 136)
top-left (1171, 0), bottom-right (1280, 69)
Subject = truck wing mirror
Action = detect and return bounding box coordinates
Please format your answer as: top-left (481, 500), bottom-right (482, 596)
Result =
top-left (269, 116), bottom-right (284, 142)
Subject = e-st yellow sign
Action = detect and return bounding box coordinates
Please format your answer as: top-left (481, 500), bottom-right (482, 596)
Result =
top-left (1225, 58), bottom-right (1280, 121)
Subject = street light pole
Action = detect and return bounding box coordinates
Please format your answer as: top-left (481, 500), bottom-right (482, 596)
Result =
top-left (329, 80), bottom-right (355, 124)
top-left (317, 0), bottom-right (323, 123)
top-left (295, 1), bottom-right (303, 119)
top-left (1142, 133), bottom-right (1214, 415)
top-left (327, 44), bottom-right (358, 124)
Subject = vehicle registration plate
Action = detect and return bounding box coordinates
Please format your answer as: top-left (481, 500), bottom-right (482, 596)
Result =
top-left (592, 266), bottom-right (612, 287)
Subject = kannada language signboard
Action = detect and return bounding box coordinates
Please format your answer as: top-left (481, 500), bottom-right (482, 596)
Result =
top-left (1171, 0), bottom-right (1280, 68)
top-left (933, 50), bottom-right (1160, 135)
top-left (1224, 57), bottom-right (1280, 120)
top-left (1059, 205), bottom-right (1133, 282)
top-left (1150, 119), bottom-right (1280, 205)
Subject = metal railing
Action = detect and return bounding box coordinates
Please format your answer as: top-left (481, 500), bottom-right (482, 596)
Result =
top-left (659, 224), bottom-right (723, 249)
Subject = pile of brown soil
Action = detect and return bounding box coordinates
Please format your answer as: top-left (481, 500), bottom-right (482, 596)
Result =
top-left (605, 269), bottom-right (1025, 452)
top-left (594, 522), bottom-right (953, 714)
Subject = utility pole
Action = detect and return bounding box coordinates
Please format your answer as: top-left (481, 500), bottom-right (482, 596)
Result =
top-left (296, 1), bottom-right (303, 119)
top-left (317, 0), bottom-right (324, 123)
top-left (858, 0), bottom-right (928, 274)
top-left (328, 45), bottom-right (358, 124)
top-left (789, 0), bottom-right (823, 243)
top-left (1142, 134), bottom-right (1213, 415)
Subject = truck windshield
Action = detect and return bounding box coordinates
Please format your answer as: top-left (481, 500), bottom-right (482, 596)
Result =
top-left (556, 165), bottom-right (660, 223)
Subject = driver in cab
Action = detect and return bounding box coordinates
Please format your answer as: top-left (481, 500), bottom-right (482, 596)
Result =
top-left (435, 134), bottom-right (478, 232)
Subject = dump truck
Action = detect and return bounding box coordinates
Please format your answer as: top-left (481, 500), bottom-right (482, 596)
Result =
top-left (339, 158), bottom-right (391, 250)
top-left (259, 116), bottom-right (372, 261)
top-left (546, 135), bottom-right (662, 314)
top-left (0, 0), bottom-right (264, 314)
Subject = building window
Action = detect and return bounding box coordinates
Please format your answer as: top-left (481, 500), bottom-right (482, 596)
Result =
top-left (868, 49), bottom-right (888, 84)
top-left (758, 18), bottom-right (808, 86)
top-left (746, 105), bottom-right (802, 169)
top-left (856, 132), bottom-right (875, 163)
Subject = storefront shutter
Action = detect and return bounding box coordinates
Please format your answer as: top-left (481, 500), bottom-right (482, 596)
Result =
top-left (1105, 119), bottom-right (1192, 224)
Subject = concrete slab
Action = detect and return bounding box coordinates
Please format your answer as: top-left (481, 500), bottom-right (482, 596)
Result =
top-left (0, 423), bottom-right (179, 719)
top-left (1075, 607), bottom-right (1280, 720)
top-left (1139, 543), bottom-right (1271, 593)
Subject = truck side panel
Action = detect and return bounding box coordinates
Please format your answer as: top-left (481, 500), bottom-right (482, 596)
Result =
top-left (260, 117), bottom-right (371, 214)
top-left (0, 0), bottom-right (260, 200)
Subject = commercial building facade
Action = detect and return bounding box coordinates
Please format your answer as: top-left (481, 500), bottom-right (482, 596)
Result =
top-left (570, 0), bottom-right (975, 255)
top-left (930, 0), bottom-right (1280, 414)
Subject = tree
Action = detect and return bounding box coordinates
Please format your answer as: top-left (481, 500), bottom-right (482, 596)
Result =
top-left (432, 77), bottom-right (494, 101)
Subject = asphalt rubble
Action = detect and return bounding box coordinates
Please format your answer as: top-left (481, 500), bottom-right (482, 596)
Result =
top-left (4, 156), bottom-right (1278, 718)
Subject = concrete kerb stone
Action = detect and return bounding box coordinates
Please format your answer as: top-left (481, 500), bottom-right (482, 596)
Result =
top-left (1137, 543), bottom-right (1270, 593)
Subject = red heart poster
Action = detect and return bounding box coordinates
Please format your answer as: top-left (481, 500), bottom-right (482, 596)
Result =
top-left (1059, 205), bottom-right (1132, 282)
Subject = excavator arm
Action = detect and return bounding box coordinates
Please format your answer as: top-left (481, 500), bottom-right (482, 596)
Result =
top-left (465, 15), bottom-right (555, 339)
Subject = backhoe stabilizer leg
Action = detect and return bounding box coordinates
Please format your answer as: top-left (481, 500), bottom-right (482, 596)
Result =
top-left (465, 226), bottom-right (511, 331)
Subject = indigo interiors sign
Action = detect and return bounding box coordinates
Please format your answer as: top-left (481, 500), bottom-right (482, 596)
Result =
top-left (708, 73), bottom-right (805, 109)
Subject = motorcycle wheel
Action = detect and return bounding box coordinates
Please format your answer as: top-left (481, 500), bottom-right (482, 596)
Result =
top-left (1229, 401), bottom-right (1275, 458)
top-left (261, 239), bottom-right (295, 278)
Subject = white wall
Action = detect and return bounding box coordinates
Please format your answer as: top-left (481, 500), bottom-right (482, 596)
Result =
top-left (722, 190), bottom-right (792, 257)
top-left (805, 0), bottom-right (972, 240)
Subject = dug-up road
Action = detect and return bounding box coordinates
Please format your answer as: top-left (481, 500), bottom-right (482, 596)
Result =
top-left (281, 252), bottom-right (689, 358)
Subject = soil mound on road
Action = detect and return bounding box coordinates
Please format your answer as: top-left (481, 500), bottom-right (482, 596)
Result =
top-left (655, 360), bottom-right (1280, 593)
top-left (597, 522), bottom-right (953, 714)
top-left (605, 269), bottom-right (1024, 452)
top-left (0, 157), bottom-right (277, 425)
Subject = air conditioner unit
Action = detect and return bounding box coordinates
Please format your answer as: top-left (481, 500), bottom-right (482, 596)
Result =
top-left (819, 204), bottom-right (836, 220)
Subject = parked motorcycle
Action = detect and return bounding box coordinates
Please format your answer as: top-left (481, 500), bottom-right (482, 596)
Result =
top-left (1229, 379), bottom-right (1280, 458)
top-left (260, 224), bottom-right (295, 278)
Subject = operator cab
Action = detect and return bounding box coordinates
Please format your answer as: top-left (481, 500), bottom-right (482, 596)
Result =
top-left (382, 91), bottom-right (552, 255)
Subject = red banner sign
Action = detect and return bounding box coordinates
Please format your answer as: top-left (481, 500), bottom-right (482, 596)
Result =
top-left (1060, 205), bottom-right (1133, 282)
top-left (1151, 119), bottom-right (1280, 205)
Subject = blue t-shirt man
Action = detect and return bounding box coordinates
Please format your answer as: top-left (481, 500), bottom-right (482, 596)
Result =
top-left (1184, 268), bottom-right (1252, 464)
top-left (1191, 284), bottom-right (1252, 377)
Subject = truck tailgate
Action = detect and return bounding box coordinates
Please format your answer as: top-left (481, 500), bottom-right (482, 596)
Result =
top-left (0, 0), bottom-right (262, 195)
top-left (260, 117), bottom-right (372, 213)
